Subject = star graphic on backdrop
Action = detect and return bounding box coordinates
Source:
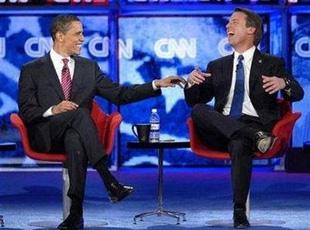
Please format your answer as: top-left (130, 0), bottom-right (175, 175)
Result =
top-left (161, 86), bottom-right (184, 114)
top-left (7, 17), bottom-right (41, 37)
top-left (0, 92), bottom-right (17, 116)
top-left (119, 60), bottom-right (145, 85)
top-left (159, 67), bottom-right (185, 113)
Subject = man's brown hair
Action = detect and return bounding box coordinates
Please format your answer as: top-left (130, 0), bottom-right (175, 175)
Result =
top-left (234, 8), bottom-right (263, 46)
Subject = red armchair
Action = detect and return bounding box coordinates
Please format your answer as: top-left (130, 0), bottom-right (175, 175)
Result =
top-left (10, 101), bottom-right (122, 220)
top-left (187, 99), bottom-right (301, 218)
top-left (187, 100), bottom-right (301, 160)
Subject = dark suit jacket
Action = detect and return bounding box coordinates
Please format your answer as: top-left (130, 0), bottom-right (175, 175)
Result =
top-left (185, 49), bottom-right (304, 126)
top-left (18, 53), bottom-right (161, 151)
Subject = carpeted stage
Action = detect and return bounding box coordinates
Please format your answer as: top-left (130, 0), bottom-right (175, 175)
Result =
top-left (0, 167), bottom-right (309, 229)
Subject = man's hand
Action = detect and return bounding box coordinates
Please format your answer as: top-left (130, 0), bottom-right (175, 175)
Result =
top-left (187, 69), bottom-right (211, 85)
top-left (262, 75), bottom-right (286, 94)
top-left (52, 100), bottom-right (79, 115)
top-left (154, 76), bottom-right (186, 88)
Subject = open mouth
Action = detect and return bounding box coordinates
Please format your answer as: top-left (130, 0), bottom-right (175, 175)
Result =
top-left (227, 31), bottom-right (235, 37)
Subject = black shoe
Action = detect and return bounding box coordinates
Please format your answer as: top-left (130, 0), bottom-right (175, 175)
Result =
top-left (108, 183), bottom-right (134, 203)
top-left (233, 208), bottom-right (250, 229)
top-left (57, 213), bottom-right (84, 230)
top-left (255, 131), bottom-right (277, 153)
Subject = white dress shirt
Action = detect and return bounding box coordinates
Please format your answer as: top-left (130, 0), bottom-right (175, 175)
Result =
top-left (223, 46), bottom-right (258, 117)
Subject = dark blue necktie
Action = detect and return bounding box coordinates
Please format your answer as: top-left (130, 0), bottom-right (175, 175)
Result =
top-left (229, 55), bottom-right (244, 119)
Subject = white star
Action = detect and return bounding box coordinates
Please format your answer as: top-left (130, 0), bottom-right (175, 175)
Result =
top-left (161, 87), bottom-right (184, 114)
top-left (160, 66), bottom-right (184, 113)
top-left (0, 93), bottom-right (18, 116)
top-left (7, 16), bottom-right (41, 37)
top-left (119, 60), bottom-right (145, 84)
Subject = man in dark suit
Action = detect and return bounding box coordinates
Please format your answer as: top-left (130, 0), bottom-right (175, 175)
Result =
top-left (18, 15), bottom-right (180, 230)
top-left (184, 8), bottom-right (304, 229)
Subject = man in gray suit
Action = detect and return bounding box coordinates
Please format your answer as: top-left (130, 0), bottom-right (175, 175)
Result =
top-left (184, 8), bottom-right (304, 229)
top-left (18, 15), bottom-right (180, 229)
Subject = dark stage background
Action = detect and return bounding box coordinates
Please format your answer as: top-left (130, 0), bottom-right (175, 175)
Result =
top-left (0, 0), bottom-right (309, 167)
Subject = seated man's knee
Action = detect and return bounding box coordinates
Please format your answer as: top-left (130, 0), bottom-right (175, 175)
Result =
top-left (229, 138), bottom-right (252, 158)
top-left (192, 104), bottom-right (209, 122)
top-left (64, 128), bottom-right (81, 144)
top-left (72, 107), bottom-right (91, 120)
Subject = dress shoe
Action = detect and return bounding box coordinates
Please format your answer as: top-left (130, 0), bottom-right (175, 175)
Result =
top-left (57, 213), bottom-right (84, 230)
top-left (255, 131), bottom-right (277, 153)
top-left (233, 208), bottom-right (250, 229)
top-left (108, 182), bottom-right (134, 203)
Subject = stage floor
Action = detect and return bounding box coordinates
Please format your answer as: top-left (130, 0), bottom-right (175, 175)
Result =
top-left (0, 167), bottom-right (309, 230)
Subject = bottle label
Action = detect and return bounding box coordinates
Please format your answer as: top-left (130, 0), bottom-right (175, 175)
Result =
top-left (150, 123), bottom-right (160, 130)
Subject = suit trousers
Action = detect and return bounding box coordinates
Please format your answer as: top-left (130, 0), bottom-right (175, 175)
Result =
top-left (191, 103), bottom-right (273, 205)
top-left (45, 108), bottom-right (107, 200)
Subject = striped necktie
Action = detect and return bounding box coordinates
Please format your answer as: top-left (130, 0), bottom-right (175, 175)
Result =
top-left (61, 58), bottom-right (72, 100)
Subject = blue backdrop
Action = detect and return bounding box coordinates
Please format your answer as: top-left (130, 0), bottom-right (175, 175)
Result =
top-left (0, 6), bottom-right (308, 166)
top-left (291, 14), bottom-right (310, 147)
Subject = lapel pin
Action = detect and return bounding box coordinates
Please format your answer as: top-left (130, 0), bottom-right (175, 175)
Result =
top-left (258, 59), bottom-right (262, 64)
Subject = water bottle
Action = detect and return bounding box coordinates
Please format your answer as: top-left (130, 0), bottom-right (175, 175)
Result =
top-left (149, 108), bottom-right (160, 142)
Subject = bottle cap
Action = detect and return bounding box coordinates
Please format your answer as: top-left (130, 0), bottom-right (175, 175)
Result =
top-left (151, 108), bottom-right (157, 113)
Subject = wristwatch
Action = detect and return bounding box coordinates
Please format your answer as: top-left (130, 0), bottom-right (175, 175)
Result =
top-left (283, 78), bottom-right (291, 90)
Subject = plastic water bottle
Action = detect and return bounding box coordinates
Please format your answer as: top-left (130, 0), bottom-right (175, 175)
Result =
top-left (149, 108), bottom-right (160, 142)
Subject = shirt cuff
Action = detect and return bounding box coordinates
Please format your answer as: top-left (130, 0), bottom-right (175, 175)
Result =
top-left (186, 82), bottom-right (194, 89)
top-left (43, 106), bottom-right (54, 117)
top-left (152, 80), bottom-right (160, 90)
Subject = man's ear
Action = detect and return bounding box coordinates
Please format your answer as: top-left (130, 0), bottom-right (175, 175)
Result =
top-left (247, 27), bottom-right (256, 35)
top-left (55, 31), bottom-right (64, 42)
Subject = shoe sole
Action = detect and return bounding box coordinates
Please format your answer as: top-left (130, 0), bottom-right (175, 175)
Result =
top-left (110, 188), bottom-right (134, 203)
top-left (259, 136), bottom-right (278, 153)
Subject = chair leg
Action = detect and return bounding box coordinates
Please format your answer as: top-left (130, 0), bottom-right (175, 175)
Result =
top-left (0, 215), bottom-right (4, 227)
top-left (62, 168), bottom-right (71, 220)
top-left (246, 191), bottom-right (250, 221)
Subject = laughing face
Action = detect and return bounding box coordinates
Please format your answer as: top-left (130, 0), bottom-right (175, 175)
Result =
top-left (55, 21), bottom-right (84, 57)
top-left (226, 11), bottom-right (256, 52)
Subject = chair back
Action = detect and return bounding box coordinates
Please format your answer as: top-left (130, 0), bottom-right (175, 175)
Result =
top-left (10, 101), bottom-right (122, 162)
top-left (187, 99), bottom-right (301, 160)
top-left (91, 102), bottom-right (122, 155)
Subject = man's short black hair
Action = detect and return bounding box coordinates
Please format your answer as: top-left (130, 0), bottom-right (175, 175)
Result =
top-left (50, 15), bottom-right (80, 41)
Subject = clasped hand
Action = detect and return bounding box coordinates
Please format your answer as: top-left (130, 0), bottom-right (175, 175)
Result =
top-left (52, 100), bottom-right (79, 114)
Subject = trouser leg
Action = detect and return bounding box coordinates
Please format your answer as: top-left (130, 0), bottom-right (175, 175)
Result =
top-left (228, 138), bottom-right (253, 206)
top-left (64, 128), bottom-right (88, 209)
top-left (49, 108), bottom-right (122, 194)
top-left (191, 104), bottom-right (247, 140)
top-left (191, 103), bottom-right (267, 207)
top-left (49, 108), bottom-right (106, 166)
top-left (95, 158), bottom-right (120, 191)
